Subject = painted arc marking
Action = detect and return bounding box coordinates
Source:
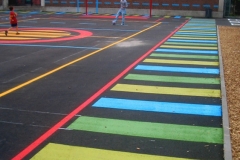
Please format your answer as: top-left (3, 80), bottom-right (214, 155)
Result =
top-left (93, 97), bottom-right (222, 116)
top-left (135, 65), bottom-right (220, 74)
top-left (143, 59), bottom-right (219, 66)
top-left (171, 36), bottom-right (217, 40)
top-left (0, 35), bottom-right (69, 38)
top-left (124, 73), bottom-right (220, 84)
top-left (160, 45), bottom-right (217, 50)
top-left (0, 37), bottom-right (39, 40)
top-left (30, 143), bottom-right (187, 160)
top-left (164, 42), bottom-right (217, 46)
top-left (150, 53), bottom-right (218, 59)
top-left (155, 49), bottom-right (218, 54)
top-left (22, 30), bottom-right (69, 33)
top-left (68, 116), bottom-right (223, 143)
top-left (111, 84), bottom-right (221, 98)
top-left (167, 39), bottom-right (217, 43)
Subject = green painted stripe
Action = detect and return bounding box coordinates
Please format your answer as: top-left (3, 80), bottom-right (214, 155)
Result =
top-left (164, 42), bottom-right (217, 46)
top-left (171, 36), bottom-right (217, 40)
top-left (31, 143), bottom-right (189, 160)
top-left (143, 59), bottom-right (219, 66)
top-left (178, 31), bottom-right (216, 33)
top-left (111, 84), bottom-right (221, 97)
top-left (124, 73), bottom-right (220, 84)
top-left (160, 45), bottom-right (217, 50)
top-left (150, 53), bottom-right (219, 59)
top-left (171, 37), bottom-right (217, 40)
top-left (68, 116), bottom-right (223, 144)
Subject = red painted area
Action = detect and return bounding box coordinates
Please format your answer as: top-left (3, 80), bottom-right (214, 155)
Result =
top-left (11, 19), bottom-right (189, 160)
top-left (81, 15), bottom-right (149, 20)
top-left (0, 28), bottom-right (92, 44)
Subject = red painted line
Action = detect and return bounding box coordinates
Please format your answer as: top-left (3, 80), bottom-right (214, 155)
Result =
top-left (80, 15), bottom-right (149, 20)
top-left (154, 17), bottom-right (165, 22)
top-left (11, 19), bottom-right (189, 160)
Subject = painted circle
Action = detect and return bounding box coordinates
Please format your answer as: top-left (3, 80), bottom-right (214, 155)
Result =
top-left (0, 28), bottom-right (93, 44)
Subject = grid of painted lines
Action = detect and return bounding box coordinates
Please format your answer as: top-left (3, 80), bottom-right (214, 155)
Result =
top-left (31, 19), bottom-right (223, 160)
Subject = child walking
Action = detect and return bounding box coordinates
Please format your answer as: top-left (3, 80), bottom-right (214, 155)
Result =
top-left (5, 6), bottom-right (20, 36)
top-left (112, 0), bottom-right (128, 25)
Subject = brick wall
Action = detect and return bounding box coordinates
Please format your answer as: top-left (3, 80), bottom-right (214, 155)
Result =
top-left (45, 0), bottom-right (219, 11)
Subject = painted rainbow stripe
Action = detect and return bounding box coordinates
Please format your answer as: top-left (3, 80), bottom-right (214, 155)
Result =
top-left (68, 116), bottom-right (223, 143)
top-left (93, 97), bottom-right (222, 116)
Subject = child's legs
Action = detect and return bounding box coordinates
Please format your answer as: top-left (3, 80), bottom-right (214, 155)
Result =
top-left (114, 9), bottom-right (121, 22)
top-left (121, 9), bottom-right (126, 24)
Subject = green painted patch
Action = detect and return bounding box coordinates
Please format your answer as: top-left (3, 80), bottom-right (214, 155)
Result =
top-left (68, 116), bottom-right (223, 144)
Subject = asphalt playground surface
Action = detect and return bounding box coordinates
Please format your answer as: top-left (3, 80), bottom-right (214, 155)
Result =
top-left (0, 11), bottom-right (235, 160)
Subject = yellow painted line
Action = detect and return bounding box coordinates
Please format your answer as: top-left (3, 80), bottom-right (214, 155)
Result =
top-left (11, 31), bottom-right (70, 35)
top-left (171, 36), bottom-right (217, 40)
top-left (22, 30), bottom-right (70, 33)
top-left (0, 18), bottom-right (40, 24)
top-left (0, 34), bottom-right (69, 38)
top-left (31, 143), bottom-right (187, 160)
top-left (111, 84), bottom-right (220, 97)
top-left (0, 37), bottom-right (39, 40)
top-left (0, 22), bottom-right (161, 97)
top-left (143, 59), bottom-right (219, 66)
top-left (160, 45), bottom-right (217, 50)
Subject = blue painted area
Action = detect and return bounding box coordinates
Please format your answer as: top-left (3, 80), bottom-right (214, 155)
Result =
top-left (132, 2), bottom-right (140, 5)
top-left (214, 5), bottom-right (218, 8)
top-left (175, 32), bottom-right (217, 36)
top-left (55, 12), bottom-right (66, 14)
top-left (167, 39), bottom-right (217, 43)
top-left (155, 49), bottom-right (218, 54)
top-left (192, 4), bottom-right (200, 7)
top-left (152, 3), bottom-right (159, 6)
top-left (93, 98), bottom-right (222, 116)
top-left (114, 2), bottom-right (120, 4)
top-left (61, 1), bottom-right (67, 4)
top-left (142, 2), bottom-right (149, 6)
top-left (104, 2), bottom-right (111, 4)
top-left (0, 44), bottom-right (100, 49)
top-left (135, 65), bottom-right (220, 74)
top-left (203, 4), bottom-right (211, 8)
top-left (174, 16), bottom-right (181, 18)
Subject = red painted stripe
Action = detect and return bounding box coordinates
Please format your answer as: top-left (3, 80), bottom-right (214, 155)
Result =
top-left (154, 18), bottom-right (165, 22)
top-left (80, 15), bottom-right (149, 20)
top-left (11, 19), bottom-right (189, 160)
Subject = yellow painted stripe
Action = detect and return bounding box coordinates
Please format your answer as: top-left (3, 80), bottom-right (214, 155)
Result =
top-left (160, 45), bottom-right (217, 50)
top-left (14, 31), bottom-right (71, 35)
top-left (23, 30), bottom-right (69, 33)
top-left (171, 36), bottom-right (217, 40)
top-left (31, 143), bottom-right (187, 160)
top-left (143, 59), bottom-right (219, 66)
top-left (111, 84), bottom-right (220, 97)
top-left (0, 37), bottom-right (39, 40)
top-left (0, 34), bottom-right (68, 38)
top-left (0, 22), bottom-right (161, 97)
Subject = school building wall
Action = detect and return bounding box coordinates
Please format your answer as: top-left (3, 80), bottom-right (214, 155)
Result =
top-left (1, 0), bottom-right (224, 17)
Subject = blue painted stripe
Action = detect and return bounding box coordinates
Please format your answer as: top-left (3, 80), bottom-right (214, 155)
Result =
top-left (0, 44), bottom-right (100, 49)
top-left (135, 65), bottom-right (219, 74)
top-left (93, 97), bottom-right (222, 116)
top-left (175, 32), bottom-right (216, 36)
top-left (167, 39), bottom-right (217, 43)
top-left (155, 49), bottom-right (218, 54)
